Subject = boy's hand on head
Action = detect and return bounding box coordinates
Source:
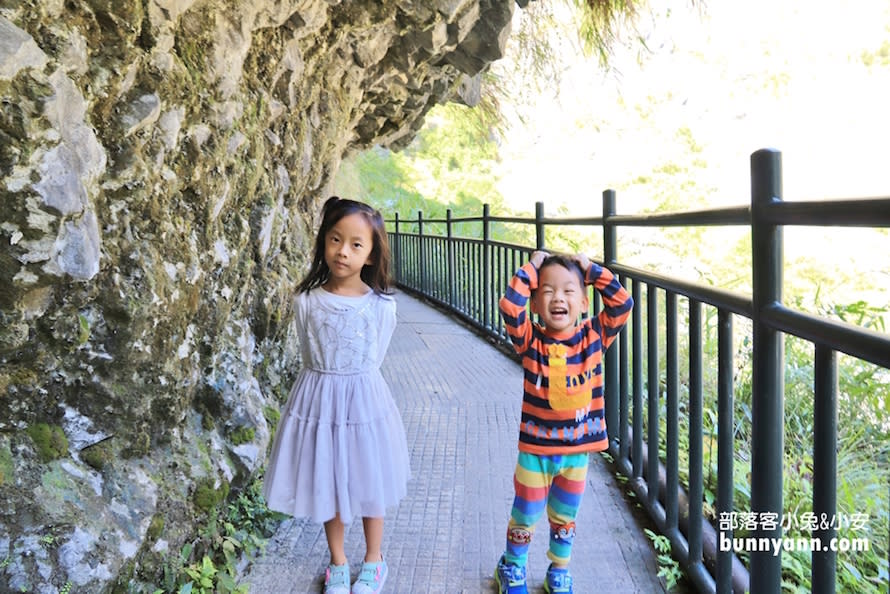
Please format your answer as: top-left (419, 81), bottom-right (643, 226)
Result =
top-left (573, 253), bottom-right (591, 271)
top-left (530, 250), bottom-right (549, 268)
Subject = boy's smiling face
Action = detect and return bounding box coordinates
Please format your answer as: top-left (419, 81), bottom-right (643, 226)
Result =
top-left (530, 262), bottom-right (588, 333)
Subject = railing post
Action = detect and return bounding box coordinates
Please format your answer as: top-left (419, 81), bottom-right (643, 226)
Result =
top-left (631, 280), bottom-right (643, 480)
top-left (717, 310), bottom-right (736, 594)
top-left (603, 190), bottom-right (616, 265)
top-left (535, 201), bottom-right (545, 250)
top-left (483, 204), bottom-right (491, 332)
top-left (812, 345), bottom-right (837, 594)
top-left (647, 285), bottom-right (660, 508)
top-left (619, 275), bottom-right (630, 467)
top-left (750, 148), bottom-right (784, 594)
top-left (603, 190), bottom-right (619, 452)
top-left (688, 299), bottom-right (704, 567)
top-left (393, 212), bottom-right (401, 283)
top-left (665, 291), bottom-right (679, 537)
top-left (417, 210), bottom-right (425, 295)
top-left (447, 209), bottom-right (455, 308)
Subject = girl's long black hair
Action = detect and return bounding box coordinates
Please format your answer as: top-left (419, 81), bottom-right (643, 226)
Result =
top-left (296, 196), bottom-right (393, 294)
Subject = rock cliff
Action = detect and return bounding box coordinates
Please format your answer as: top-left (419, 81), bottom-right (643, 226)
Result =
top-left (0, 0), bottom-right (519, 590)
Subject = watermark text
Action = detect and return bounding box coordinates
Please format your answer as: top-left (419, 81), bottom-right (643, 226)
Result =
top-left (718, 533), bottom-right (870, 555)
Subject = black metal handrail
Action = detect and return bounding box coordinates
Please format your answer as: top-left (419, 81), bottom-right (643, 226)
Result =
top-left (385, 148), bottom-right (890, 594)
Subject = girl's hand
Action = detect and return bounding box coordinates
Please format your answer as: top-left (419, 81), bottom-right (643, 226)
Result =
top-left (530, 250), bottom-right (549, 268)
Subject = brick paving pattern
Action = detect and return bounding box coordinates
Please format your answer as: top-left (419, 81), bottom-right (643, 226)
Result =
top-left (245, 291), bottom-right (667, 593)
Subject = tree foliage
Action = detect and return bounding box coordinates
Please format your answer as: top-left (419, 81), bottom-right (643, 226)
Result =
top-left (572, 0), bottom-right (645, 65)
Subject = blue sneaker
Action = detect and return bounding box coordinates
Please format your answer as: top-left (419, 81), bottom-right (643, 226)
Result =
top-left (544, 564), bottom-right (573, 593)
top-left (352, 557), bottom-right (387, 594)
top-left (494, 555), bottom-right (528, 594)
top-left (323, 563), bottom-right (350, 594)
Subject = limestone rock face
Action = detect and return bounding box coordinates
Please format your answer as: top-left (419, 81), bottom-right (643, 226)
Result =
top-left (0, 0), bottom-right (517, 590)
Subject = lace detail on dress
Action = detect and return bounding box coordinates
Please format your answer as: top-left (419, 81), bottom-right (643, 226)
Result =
top-left (303, 291), bottom-right (380, 374)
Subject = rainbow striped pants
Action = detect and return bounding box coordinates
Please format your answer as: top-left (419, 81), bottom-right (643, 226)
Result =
top-left (504, 452), bottom-right (589, 567)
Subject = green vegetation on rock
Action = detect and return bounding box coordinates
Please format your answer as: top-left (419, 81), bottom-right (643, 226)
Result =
top-left (0, 442), bottom-right (14, 486)
top-left (193, 478), bottom-right (230, 514)
top-left (228, 426), bottom-right (255, 446)
top-left (25, 423), bottom-right (68, 462)
top-left (81, 439), bottom-right (113, 470)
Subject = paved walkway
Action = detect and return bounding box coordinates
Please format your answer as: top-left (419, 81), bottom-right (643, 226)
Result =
top-left (245, 291), bottom-right (667, 593)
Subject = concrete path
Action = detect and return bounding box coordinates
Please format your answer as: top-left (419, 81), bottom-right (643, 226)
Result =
top-left (244, 290), bottom-right (667, 593)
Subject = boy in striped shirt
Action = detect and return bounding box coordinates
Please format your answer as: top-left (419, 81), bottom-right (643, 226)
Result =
top-left (494, 251), bottom-right (633, 594)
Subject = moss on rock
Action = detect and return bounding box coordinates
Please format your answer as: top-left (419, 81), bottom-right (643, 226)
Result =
top-left (123, 427), bottom-right (151, 459)
top-left (80, 439), bottom-right (113, 471)
top-left (193, 478), bottom-right (230, 514)
top-left (228, 425), bottom-right (255, 446)
top-left (0, 442), bottom-right (14, 486)
top-left (25, 423), bottom-right (68, 462)
top-left (147, 513), bottom-right (165, 542)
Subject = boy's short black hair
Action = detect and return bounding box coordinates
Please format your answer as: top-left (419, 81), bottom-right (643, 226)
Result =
top-left (535, 254), bottom-right (585, 289)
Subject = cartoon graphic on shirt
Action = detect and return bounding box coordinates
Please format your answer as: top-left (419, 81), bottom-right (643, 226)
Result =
top-left (546, 343), bottom-right (592, 411)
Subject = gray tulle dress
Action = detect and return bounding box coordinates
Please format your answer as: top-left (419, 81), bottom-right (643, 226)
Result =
top-left (263, 287), bottom-right (410, 524)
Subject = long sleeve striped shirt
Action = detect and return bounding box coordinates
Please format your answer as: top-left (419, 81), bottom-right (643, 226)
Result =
top-left (499, 260), bottom-right (633, 455)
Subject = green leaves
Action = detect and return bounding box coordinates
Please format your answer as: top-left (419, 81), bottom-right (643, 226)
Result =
top-left (644, 528), bottom-right (686, 590)
top-left (182, 556), bottom-right (217, 591)
top-left (151, 477), bottom-right (278, 593)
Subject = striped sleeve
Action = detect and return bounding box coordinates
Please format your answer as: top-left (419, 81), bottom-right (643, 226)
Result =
top-left (499, 261), bottom-right (538, 354)
top-left (585, 262), bottom-right (633, 351)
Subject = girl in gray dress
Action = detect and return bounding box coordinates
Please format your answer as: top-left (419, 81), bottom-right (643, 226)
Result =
top-left (264, 197), bottom-right (409, 594)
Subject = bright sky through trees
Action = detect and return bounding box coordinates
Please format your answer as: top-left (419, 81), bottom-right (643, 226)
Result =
top-left (492, 0), bottom-right (889, 312)
top-left (495, 0), bottom-right (890, 210)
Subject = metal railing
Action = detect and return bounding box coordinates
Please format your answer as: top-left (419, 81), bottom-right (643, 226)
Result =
top-left (385, 148), bottom-right (890, 593)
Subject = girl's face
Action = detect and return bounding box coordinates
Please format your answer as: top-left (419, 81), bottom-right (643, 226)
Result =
top-left (324, 212), bottom-right (374, 287)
